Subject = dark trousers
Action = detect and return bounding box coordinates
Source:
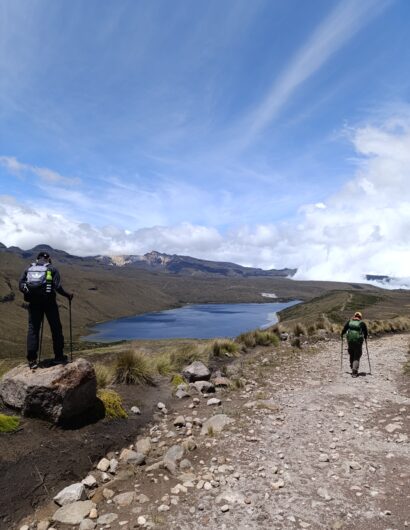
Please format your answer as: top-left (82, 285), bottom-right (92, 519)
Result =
top-left (27, 302), bottom-right (64, 361)
top-left (348, 342), bottom-right (363, 373)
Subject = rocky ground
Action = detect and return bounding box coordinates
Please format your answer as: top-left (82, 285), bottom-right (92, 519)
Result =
top-left (17, 333), bottom-right (410, 530)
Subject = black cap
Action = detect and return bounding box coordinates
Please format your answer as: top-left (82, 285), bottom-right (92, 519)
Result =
top-left (37, 251), bottom-right (51, 260)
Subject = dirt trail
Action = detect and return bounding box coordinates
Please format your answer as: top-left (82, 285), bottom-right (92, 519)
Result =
top-left (18, 334), bottom-right (410, 530)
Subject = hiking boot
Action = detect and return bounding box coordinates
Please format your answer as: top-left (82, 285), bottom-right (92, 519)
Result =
top-left (53, 355), bottom-right (68, 365)
top-left (28, 360), bottom-right (38, 370)
top-left (352, 370), bottom-right (358, 378)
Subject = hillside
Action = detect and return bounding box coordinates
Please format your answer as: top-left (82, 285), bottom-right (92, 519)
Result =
top-left (0, 243), bottom-right (406, 359)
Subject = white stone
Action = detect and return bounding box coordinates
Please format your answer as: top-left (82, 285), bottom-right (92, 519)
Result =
top-left (97, 458), bottom-right (110, 472)
top-left (53, 483), bottom-right (86, 506)
top-left (207, 397), bottom-right (221, 406)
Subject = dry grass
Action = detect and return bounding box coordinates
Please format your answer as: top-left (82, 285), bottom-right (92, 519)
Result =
top-left (293, 322), bottom-right (308, 337)
top-left (211, 339), bottom-right (240, 358)
top-left (114, 350), bottom-right (154, 385)
top-left (94, 363), bottom-right (114, 388)
top-left (237, 329), bottom-right (279, 348)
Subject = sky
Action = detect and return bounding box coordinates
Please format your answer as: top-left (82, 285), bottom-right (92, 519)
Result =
top-left (1, 0), bottom-right (410, 282)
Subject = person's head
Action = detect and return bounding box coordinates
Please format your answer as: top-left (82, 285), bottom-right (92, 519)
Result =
top-left (36, 251), bottom-right (51, 263)
top-left (354, 311), bottom-right (362, 320)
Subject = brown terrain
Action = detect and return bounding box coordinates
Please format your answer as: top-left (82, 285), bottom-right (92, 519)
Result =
top-left (6, 332), bottom-right (410, 530)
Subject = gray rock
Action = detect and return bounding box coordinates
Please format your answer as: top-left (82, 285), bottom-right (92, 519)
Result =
top-left (37, 522), bottom-right (51, 530)
top-left (119, 448), bottom-right (145, 465)
top-left (54, 482), bottom-right (86, 506)
top-left (131, 406), bottom-right (141, 414)
top-left (79, 520), bottom-right (96, 530)
top-left (213, 377), bottom-right (230, 388)
top-left (113, 491), bottom-right (135, 507)
top-left (182, 361), bottom-right (211, 382)
top-left (0, 359), bottom-right (97, 423)
top-left (82, 475), bottom-right (98, 488)
top-left (163, 444), bottom-right (185, 474)
top-left (201, 414), bottom-right (234, 435)
top-left (175, 388), bottom-right (190, 399)
top-left (207, 397), bottom-right (221, 406)
top-left (190, 381), bottom-right (215, 394)
top-left (53, 500), bottom-right (95, 525)
top-left (173, 415), bottom-right (186, 427)
top-left (109, 458), bottom-right (119, 473)
top-left (136, 493), bottom-right (150, 503)
top-left (180, 459), bottom-right (192, 470)
top-left (97, 513), bottom-right (118, 525)
top-left (136, 437), bottom-right (152, 456)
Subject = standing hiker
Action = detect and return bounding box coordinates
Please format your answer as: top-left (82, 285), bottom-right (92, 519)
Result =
top-left (19, 251), bottom-right (73, 368)
top-left (341, 311), bottom-right (368, 377)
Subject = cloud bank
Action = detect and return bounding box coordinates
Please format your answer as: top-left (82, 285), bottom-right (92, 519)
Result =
top-left (1, 117), bottom-right (409, 282)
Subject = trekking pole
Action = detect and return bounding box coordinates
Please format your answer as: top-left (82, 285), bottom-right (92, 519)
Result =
top-left (340, 337), bottom-right (343, 370)
top-left (69, 298), bottom-right (73, 362)
top-left (38, 314), bottom-right (45, 364)
top-left (365, 339), bottom-right (371, 374)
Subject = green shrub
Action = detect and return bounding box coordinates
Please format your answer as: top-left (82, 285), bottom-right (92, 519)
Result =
top-left (98, 389), bottom-right (128, 419)
top-left (211, 339), bottom-right (239, 358)
top-left (114, 350), bottom-right (154, 385)
top-left (0, 413), bottom-right (20, 433)
top-left (94, 363), bottom-right (114, 389)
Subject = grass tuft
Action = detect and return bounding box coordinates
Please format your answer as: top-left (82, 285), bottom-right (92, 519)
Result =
top-left (154, 353), bottom-right (173, 376)
top-left (114, 350), bottom-right (154, 385)
top-left (0, 413), bottom-right (20, 433)
top-left (94, 363), bottom-right (114, 389)
top-left (293, 322), bottom-right (308, 337)
top-left (97, 389), bottom-right (128, 419)
top-left (171, 373), bottom-right (186, 387)
top-left (211, 339), bottom-right (239, 358)
top-left (169, 345), bottom-right (203, 371)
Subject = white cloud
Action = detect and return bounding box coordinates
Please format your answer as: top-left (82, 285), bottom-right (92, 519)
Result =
top-left (1, 116), bottom-right (409, 284)
top-left (239, 0), bottom-right (390, 146)
top-left (0, 156), bottom-right (80, 186)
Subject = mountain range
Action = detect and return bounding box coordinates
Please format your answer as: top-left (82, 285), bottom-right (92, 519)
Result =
top-left (0, 244), bottom-right (296, 278)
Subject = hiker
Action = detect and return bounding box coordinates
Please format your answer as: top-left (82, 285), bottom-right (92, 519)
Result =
top-left (19, 251), bottom-right (73, 368)
top-left (341, 311), bottom-right (368, 377)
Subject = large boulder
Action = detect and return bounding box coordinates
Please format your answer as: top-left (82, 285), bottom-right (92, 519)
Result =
top-left (182, 361), bottom-right (211, 382)
top-left (0, 358), bottom-right (97, 423)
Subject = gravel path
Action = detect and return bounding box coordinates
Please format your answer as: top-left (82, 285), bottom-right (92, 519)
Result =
top-left (20, 334), bottom-right (410, 530)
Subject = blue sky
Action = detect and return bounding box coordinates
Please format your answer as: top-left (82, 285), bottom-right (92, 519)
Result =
top-left (1, 0), bottom-right (410, 281)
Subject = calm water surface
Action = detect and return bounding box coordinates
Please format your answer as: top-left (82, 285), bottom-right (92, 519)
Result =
top-left (83, 301), bottom-right (299, 342)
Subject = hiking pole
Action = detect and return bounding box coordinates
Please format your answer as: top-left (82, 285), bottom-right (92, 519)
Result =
top-left (38, 313), bottom-right (45, 365)
top-left (69, 298), bottom-right (73, 362)
top-left (365, 339), bottom-right (371, 374)
top-left (340, 337), bottom-right (343, 370)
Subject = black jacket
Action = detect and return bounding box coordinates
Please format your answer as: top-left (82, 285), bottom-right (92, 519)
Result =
top-left (19, 260), bottom-right (71, 303)
top-left (341, 319), bottom-right (368, 340)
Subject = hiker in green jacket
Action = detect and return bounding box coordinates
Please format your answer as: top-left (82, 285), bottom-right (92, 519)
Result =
top-left (341, 312), bottom-right (368, 377)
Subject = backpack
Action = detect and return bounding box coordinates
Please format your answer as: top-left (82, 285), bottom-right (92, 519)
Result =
top-left (346, 319), bottom-right (364, 344)
top-left (26, 263), bottom-right (53, 295)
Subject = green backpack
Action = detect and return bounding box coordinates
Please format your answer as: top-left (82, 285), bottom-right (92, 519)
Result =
top-left (346, 320), bottom-right (364, 344)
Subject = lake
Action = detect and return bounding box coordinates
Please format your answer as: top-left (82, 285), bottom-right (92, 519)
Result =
top-left (82, 301), bottom-right (299, 342)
